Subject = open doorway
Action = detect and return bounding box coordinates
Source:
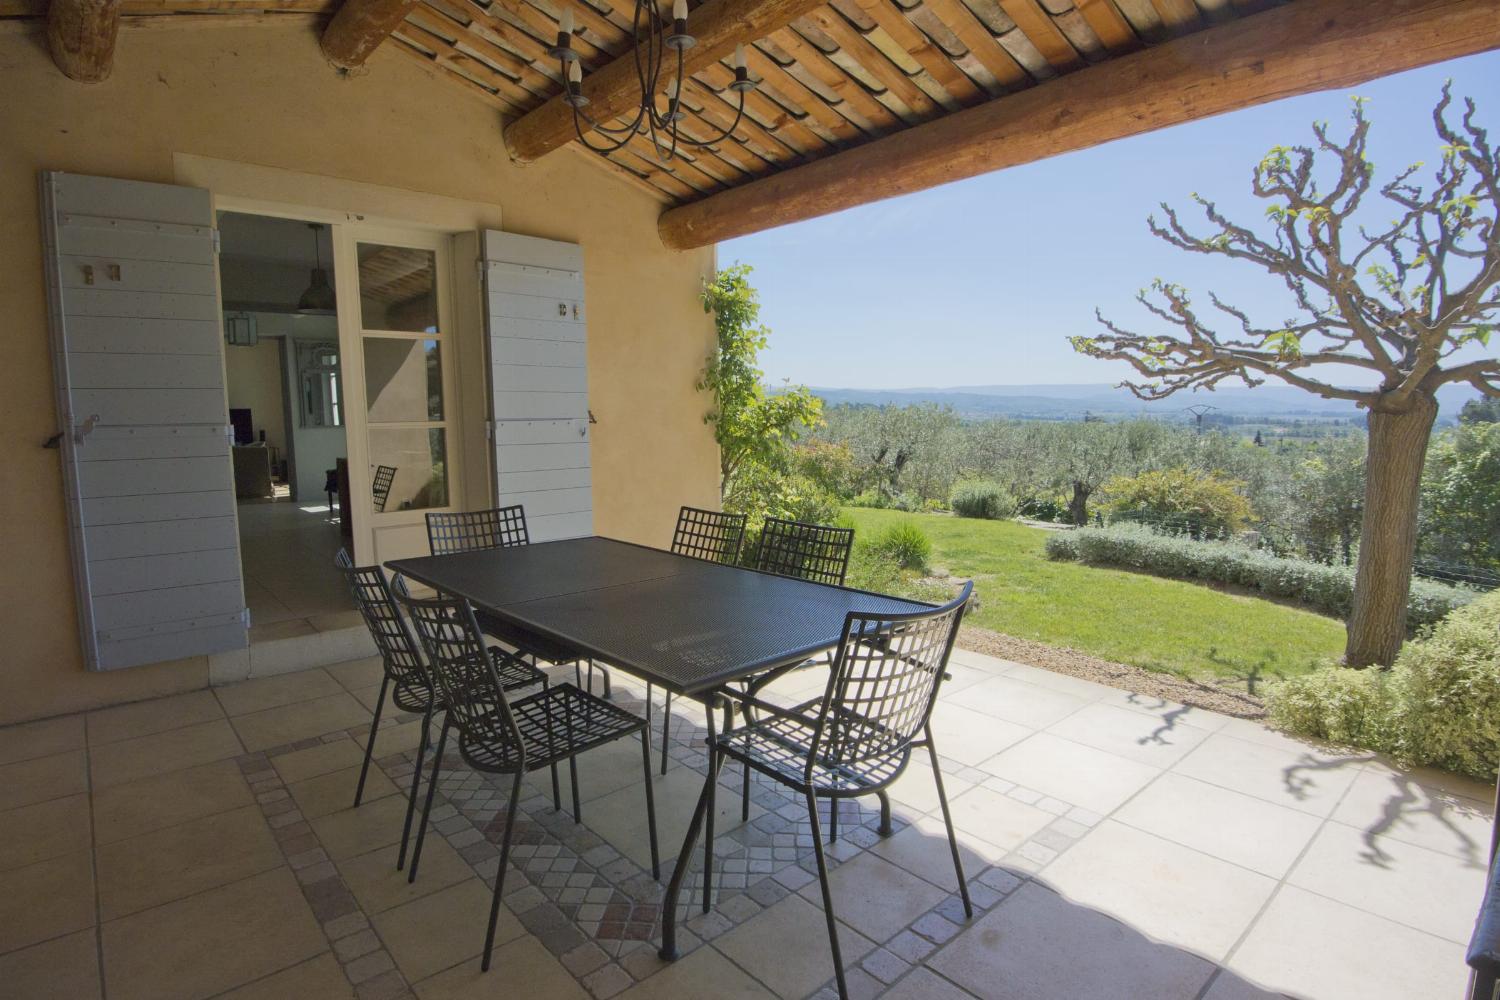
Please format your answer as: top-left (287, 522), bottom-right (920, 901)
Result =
top-left (218, 211), bottom-right (353, 631)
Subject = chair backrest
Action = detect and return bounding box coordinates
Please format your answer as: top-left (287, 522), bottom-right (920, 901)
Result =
top-left (426, 505), bottom-right (529, 555)
top-left (755, 517), bottom-right (855, 587)
top-left (671, 506), bottom-right (747, 565)
top-left (398, 591), bottom-right (525, 766)
top-left (371, 465), bottom-right (397, 513)
top-left (807, 581), bottom-right (974, 778)
top-left (335, 548), bottom-right (427, 692)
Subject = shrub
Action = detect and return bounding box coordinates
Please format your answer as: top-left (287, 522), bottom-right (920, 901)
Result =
top-left (1266, 592), bottom-right (1500, 779)
top-left (1098, 467), bottom-right (1254, 538)
top-left (724, 462), bottom-right (840, 533)
top-left (1045, 523), bottom-right (1475, 628)
top-left (871, 522), bottom-right (932, 572)
top-left (1018, 496), bottom-right (1069, 523)
top-left (950, 481), bottom-right (1018, 520)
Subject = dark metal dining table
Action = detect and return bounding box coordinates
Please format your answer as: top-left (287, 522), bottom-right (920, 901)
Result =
top-left (386, 535), bottom-right (932, 960)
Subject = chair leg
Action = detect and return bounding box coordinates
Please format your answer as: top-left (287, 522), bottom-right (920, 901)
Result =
top-left (640, 729), bottom-right (660, 880)
top-left (657, 750), bottom-right (721, 961)
top-left (564, 693), bottom-right (582, 822)
top-left (828, 797), bottom-right (838, 844)
top-left (482, 771), bottom-right (524, 973)
top-left (877, 790), bottom-right (893, 837)
top-left (805, 788), bottom-right (848, 1000)
top-left (926, 732), bottom-right (972, 918)
top-left (644, 682), bottom-right (653, 726)
top-left (353, 674), bottom-right (389, 807)
top-left (408, 714), bottom-right (450, 884)
top-left (739, 699), bottom-right (756, 823)
top-left (702, 746), bottom-right (719, 914)
top-left (659, 692), bottom-right (672, 775)
top-left (543, 679), bottom-right (561, 814)
top-left (397, 700), bottom-right (434, 871)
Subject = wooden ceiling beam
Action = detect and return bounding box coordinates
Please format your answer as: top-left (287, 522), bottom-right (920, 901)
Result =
top-left (321, 0), bottom-right (420, 69)
top-left (658, 0), bottom-right (1500, 249)
top-left (47, 0), bottom-right (121, 81)
top-left (503, 0), bottom-right (832, 163)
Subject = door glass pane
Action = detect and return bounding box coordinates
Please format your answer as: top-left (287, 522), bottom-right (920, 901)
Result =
top-left (358, 244), bottom-right (437, 332)
top-left (364, 337), bottom-right (443, 422)
top-left (367, 427), bottom-right (449, 511)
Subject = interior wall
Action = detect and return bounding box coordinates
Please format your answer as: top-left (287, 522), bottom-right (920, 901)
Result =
top-left (0, 24), bottom-right (720, 725)
top-left (225, 338), bottom-right (288, 455)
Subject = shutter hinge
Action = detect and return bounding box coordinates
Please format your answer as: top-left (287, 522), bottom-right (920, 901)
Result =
top-left (211, 229), bottom-right (222, 254)
top-left (240, 607), bottom-right (252, 629)
top-left (225, 424), bottom-right (236, 445)
top-left (485, 419), bottom-right (494, 442)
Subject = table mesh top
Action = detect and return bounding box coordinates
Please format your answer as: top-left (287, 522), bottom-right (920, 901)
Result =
top-left (389, 537), bottom-right (931, 696)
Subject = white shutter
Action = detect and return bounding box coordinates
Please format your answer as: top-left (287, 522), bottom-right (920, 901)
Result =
top-left (41, 171), bottom-right (248, 671)
top-left (480, 231), bottom-right (593, 542)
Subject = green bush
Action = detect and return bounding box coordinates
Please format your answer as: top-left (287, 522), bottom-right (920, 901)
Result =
top-left (1098, 467), bottom-right (1254, 538)
top-left (1266, 592), bottom-right (1500, 779)
top-left (871, 522), bottom-right (932, 572)
top-left (724, 463), bottom-right (840, 534)
top-left (1018, 497), bottom-right (1069, 523)
top-left (1045, 523), bottom-right (1474, 628)
top-left (950, 481), bottom-right (1017, 520)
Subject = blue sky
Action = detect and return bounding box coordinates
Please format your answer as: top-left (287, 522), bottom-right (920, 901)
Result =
top-left (720, 52), bottom-right (1500, 390)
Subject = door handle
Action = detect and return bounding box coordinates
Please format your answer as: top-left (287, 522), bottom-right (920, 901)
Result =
top-left (73, 414), bottom-right (100, 444)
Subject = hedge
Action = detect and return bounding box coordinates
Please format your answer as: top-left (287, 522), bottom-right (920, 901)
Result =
top-left (1045, 523), bottom-right (1475, 628)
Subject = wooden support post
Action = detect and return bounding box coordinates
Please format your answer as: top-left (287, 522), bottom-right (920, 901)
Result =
top-left (657, 0), bottom-right (1500, 250)
top-left (321, 0), bottom-right (420, 70)
top-left (47, 0), bottom-right (121, 83)
top-left (503, 0), bottom-right (829, 165)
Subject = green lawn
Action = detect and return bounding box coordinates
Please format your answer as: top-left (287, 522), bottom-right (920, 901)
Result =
top-left (843, 507), bottom-right (1346, 692)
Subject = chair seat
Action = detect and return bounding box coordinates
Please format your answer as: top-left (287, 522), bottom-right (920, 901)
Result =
top-left (391, 646), bottom-right (544, 714)
top-left (459, 683), bottom-right (645, 774)
top-left (714, 699), bottom-right (910, 796)
top-left (475, 610), bottom-right (586, 666)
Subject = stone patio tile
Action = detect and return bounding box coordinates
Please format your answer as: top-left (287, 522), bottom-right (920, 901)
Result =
top-left (413, 935), bottom-right (588, 1000)
top-left (311, 794), bottom-right (412, 860)
top-left (619, 945), bottom-right (773, 999)
top-left (86, 690), bottom-right (225, 746)
top-left (796, 852), bottom-right (947, 942)
top-left (360, 719), bottom-right (428, 760)
top-left (1199, 969), bottom-right (1292, 1000)
top-left (585, 762), bottom-right (758, 870)
top-left (929, 881), bottom-right (1214, 1000)
top-left (1114, 773), bottom-right (1322, 877)
top-left (939, 653), bottom-right (1015, 691)
top-left (350, 685), bottom-right (389, 714)
top-left (1330, 765), bottom-right (1494, 863)
top-left (945, 786), bottom-right (1053, 850)
top-left (93, 758), bottom-right (252, 844)
top-left (0, 749), bottom-right (87, 811)
top-left (1094, 689), bottom-right (1234, 733)
top-left (0, 850), bottom-right (95, 954)
top-left (102, 867), bottom-right (325, 1000)
top-left (979, 733), bottom-right (1158, 814)
top-left (289, 764), bottom-right (398, 820)
top-left (993, 663), bottom-right (1117, 702)
top-left (1042, 820), bottom-right (1275, 961)
top-left (340, 835), bottom-right (471, 913)
top-left (218, 953), bottom-right (354, 999)
top-left (215, 668), bottom-right (345, 717)
top-left (231, 693), bottom-right (373, 753)
top-left (1046, 703), bottom-right (1213, 767)
top-left (325, 656), bottom-right (387, 693)
top-left (97, 804), bottom-right (282, 919)
top-left (879, 967), bottom-right (976, 1000)
top-left (0, 792), bottom-right (92, 872)
top-left (0, 714), bottom-right (85, 767)
top-left (273, 736), bottom-right (368, 786)
top-left (374, 879), bottom-right (521, 982)
top-left (1228, 886), bottom-right (1467, 1000)
top-left (715, 893), bottom-right (874, 999)
top-left (927, 704), bottom-right (1033, 767)
top-left (1286, 820), bottom-right (1486, 943)
top-left (1215, 717), bottom-right (1366, 757)
top-left (884, 758), bottom-right (971, 818)
top-left (0, 928), bottom-right (101, 999)
top-left (524, 735), bottom-right (654, 806)
top-left (954, 676), bottom-right (1092, 729)
top-left (1173, 732), bottom-right (1364, 817)
top-left (869, 812), bottom-right (1005, 892)
top-left (89, 720), bottom-right (243, 789)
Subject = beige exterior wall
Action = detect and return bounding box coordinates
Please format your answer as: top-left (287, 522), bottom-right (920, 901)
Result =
top-left (0, 25), bottom-right (720, 726)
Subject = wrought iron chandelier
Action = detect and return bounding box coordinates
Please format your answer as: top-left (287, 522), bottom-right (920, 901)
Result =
top-left (549, 0), bottom-right (755, 162)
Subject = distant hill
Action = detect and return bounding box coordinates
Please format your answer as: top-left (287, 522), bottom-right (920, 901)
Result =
top-left (809, 382), bottom-right (1482, 423)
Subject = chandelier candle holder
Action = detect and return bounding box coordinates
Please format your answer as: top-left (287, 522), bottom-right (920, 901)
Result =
top-left (553, 1), bottom-right (754, 162)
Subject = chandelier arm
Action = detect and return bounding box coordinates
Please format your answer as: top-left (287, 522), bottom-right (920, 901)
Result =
top-left (671, 86), bottom-right (747, 147)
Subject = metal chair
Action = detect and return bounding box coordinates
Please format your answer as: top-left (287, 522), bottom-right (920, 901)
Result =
top-left (664, 581), bottom-right (974, 1000)
top-left (335, 549), bottom-right (552, 870)
top-left (730, 517), bottom-right (857, 819)
top-left (371, 464), bottom-right (397, 513)
top-left (399, 590), bottom-right (659, 972)
top-left (652, 506), bottom-right (749, 773)
top-left (424, 505), bottom-right (611, 698)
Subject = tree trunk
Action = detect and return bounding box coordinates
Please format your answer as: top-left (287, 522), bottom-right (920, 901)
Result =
top-left (1345, 391), bottom-right (1439, 668)
top-left (1069, 481), bottom-right (1091, 527)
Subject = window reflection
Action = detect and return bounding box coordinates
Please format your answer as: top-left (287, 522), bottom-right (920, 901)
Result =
top-left (364, 338), bottom-right (443, 423)
top-left (367, 428), bottom-right (448, 511)
top-left (358, 244), bottom-right (437, 332)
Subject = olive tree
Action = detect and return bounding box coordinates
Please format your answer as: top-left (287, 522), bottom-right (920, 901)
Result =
top-left (1074, 88), bottom-right (1500, 667)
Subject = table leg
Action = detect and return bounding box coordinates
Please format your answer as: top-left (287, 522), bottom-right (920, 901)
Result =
top-left (659, 689), bottom-right (722, 961)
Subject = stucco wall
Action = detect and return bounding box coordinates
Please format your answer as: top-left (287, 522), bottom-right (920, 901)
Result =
top-left (0, 24), bottom-right (720, 725)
